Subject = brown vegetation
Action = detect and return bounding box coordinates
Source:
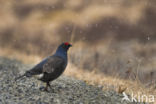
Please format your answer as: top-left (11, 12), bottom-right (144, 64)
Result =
top-left (0, 0), bottom-right (156, 101)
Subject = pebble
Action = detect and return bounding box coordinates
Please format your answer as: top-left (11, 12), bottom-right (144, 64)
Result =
top-left (0, 57), bottom-right (146, 104)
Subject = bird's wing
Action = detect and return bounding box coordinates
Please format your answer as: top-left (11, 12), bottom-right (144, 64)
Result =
top-left (43, 56), bottom-right (65, 73)
top-left (27, 57), bottom-right (49, 75)
top-left (16, 57), bottom-right (50, 80)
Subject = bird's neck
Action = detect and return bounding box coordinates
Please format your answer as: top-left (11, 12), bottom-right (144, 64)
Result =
top-left (54, 48), bottom-right (68, 60)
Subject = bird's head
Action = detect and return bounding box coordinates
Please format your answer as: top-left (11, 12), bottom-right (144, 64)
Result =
top-left (57, 42), bottom-right (72, 52)
top-left (54, 42), bottom-right (72, 58)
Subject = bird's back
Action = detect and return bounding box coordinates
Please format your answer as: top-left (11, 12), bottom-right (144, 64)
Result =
top-left (25, 57), bottom-right (49, 77)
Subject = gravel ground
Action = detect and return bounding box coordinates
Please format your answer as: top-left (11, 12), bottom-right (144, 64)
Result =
top-left (0, 57), bottom-right (146, 104)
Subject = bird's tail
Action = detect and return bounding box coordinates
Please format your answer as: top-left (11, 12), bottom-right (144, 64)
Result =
top-left (15, 73), bottom-right (26, 81)
top-left (15, 71), bottom-right (32, 81)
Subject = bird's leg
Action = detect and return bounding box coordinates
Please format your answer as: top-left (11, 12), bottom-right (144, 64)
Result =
top-left (44, 83), bottom-right (49, 92)
top-left (47, 82), bottom-right (52, 89)
top-left (43, 82), bottom-right (51, 92)
top-left (47, 82), bottom-right (54, 92)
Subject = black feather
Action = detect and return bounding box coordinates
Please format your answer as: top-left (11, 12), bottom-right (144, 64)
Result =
top-left (15, 42), bottom-right (72, 91)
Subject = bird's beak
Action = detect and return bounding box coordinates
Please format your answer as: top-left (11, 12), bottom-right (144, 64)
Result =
top-left (69, 44), bottom-right (72, 47)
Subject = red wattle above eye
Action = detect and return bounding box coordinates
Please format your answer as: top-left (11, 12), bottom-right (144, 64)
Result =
top-left (64, 42), bottom-right (69, 45)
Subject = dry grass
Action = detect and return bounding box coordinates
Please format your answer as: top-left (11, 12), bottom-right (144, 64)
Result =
top-left (66, 63), bottom-right (156, 97)
top-left (0, 0), bottom-right (156, 102)
top-left (0, 47), bottom-right (41, 64)
top-left (0, 46), bottom-right (155, 100)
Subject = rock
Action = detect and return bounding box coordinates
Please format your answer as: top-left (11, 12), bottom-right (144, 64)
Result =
top-left (0, 57), bottom-right (145, 104)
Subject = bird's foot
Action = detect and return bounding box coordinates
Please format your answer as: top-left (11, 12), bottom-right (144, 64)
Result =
top-left (44, 88), bottom-right (49, 92)
top-left (40, 88), bottom-right (49, 92)
top-left (39, 82), bottom-right (54, 92)
top-left (39, 86), bottom-right (48, 92)
top-left (39, 86), bottom-right (53, 92)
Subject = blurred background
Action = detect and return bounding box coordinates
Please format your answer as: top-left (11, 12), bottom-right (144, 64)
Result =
top-left (0, 0), bottom-right (156, 89)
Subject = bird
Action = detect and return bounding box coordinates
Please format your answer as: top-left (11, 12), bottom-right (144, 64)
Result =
top-left (15, 42), bottom-right (72, 91)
